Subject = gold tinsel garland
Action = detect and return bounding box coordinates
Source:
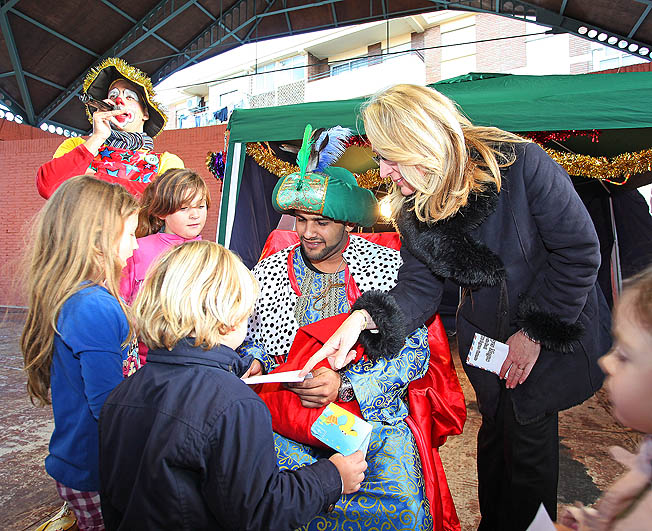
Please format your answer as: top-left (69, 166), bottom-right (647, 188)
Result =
top-left (246, 142), bottom-right (390, 189)
top-left (542, 147), bottom-right (652, 185)
top-left (246, 142), bottom-right (652, 188)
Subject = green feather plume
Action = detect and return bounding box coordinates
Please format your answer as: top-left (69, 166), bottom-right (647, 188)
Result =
top-left (296, 124), bottom-right (314, 189)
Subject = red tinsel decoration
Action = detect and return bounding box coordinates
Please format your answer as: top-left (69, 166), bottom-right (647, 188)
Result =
top-left (343, 135), bottom-right (370, 148)
top-left (520, 129), bottom-right (602, 144)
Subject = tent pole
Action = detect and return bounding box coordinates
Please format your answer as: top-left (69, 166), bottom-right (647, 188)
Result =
top-left (608, 195), bottom-right (622, 303)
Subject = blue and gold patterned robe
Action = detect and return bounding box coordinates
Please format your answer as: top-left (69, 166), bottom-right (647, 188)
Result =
top-left (239, 236), bottom-right (433, 531)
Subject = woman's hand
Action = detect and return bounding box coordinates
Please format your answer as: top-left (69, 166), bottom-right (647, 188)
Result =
top-left (298, 310), bottom-right (370, 377)
top-left (499, 330), bottom-right (541, 389)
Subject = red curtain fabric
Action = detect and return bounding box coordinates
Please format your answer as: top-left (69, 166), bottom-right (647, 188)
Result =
top-left (257, 314), bottom-right (364, 448)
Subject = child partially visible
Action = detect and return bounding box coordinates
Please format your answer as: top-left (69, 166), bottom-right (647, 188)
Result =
top-left (120, 168), bottom-right (209, 365)
top-left (99, 241), bottom-right (367, 530)
top-left (21, 176), bottom-right (140, 531)
top-left (559, 265), bottom-right (652, 530)
top-left (120, 167), bottom-right (209, 305)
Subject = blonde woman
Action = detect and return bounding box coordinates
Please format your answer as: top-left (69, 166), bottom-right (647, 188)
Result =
top-left (302, 84), bottom-right (611, 530)
top-left (99, 241), bottom-right (367, 530)
top-left (22, 176), bottom-right (140, 531)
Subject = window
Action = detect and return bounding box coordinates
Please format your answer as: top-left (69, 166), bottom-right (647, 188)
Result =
top-left (253, 63), bottom-right (276, 95)
top-left (278, 55), bottom-right (305, 85)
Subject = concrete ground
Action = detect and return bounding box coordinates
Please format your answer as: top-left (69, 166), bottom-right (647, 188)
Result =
top-left (0, 312), bottom-right (641, 530)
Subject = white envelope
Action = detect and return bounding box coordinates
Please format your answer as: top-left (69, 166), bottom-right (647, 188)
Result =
top-left (242, 370), bottom-right (313, 385)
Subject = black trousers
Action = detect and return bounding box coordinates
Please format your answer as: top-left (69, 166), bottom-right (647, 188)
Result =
top-left (477, 387), bottom-right (559, 531)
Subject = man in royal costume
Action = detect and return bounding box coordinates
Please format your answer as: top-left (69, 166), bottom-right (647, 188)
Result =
top-left (238, 126), bottom-right (466, 531)
top-left (36, 57), bottom-right (183, 199)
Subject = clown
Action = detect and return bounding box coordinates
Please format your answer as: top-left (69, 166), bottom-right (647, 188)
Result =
top-left (36, 58), bottom-right (183, 199)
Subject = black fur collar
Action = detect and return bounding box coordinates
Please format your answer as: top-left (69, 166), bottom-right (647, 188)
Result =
top-left (394, 184), bottom-right (506, 288)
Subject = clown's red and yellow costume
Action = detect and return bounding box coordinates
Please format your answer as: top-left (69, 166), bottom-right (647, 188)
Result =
top-left (37, 137), bottom-right (182, 199)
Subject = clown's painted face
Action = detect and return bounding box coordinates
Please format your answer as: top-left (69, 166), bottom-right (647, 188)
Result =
top-left (107, 79), bottom-right (149, 133)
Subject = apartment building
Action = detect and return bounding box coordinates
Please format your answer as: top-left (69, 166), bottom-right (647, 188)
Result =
top-left (155, 10), bottom-right (645, 130)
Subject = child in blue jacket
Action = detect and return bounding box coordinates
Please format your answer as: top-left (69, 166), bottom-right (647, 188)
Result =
top-left (22, 176), bottom-right (141, 531)
top-left (99, 241), bottom-right (367, 530)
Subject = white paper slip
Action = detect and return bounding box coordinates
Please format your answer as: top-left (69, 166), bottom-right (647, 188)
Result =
top-left (242, 370), bottom-right (313, 385)
top-left (525, 503), bottom-right (556, 531)
top-left (467, 333), bottom-right (509, 375)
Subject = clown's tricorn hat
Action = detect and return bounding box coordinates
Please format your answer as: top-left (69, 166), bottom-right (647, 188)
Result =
top-left (82, 57), bottom-right (167, 138)
top-left (272, 124), bottom-right (378, 227)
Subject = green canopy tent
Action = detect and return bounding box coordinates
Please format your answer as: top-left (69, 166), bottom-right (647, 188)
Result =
top-left (220, 71), bottom-right (652, 286)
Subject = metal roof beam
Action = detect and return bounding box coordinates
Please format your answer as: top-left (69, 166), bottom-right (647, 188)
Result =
top-left (9, 8), bottom-right (100, 58)
top-left (110, 0), bottom-right (197, 60)
top-left (0, 8), bottom-right (34, 123)
top-left (630, 1), bottom-right (652, 39)
top-left (0, 70), bottom-right (14, 78)
top-left (559, 0), bottom-right (568, 16)
top-left (98, 0), bottom-right (194, 61)
top-left (152, 0), bottom-right (269, 83)
top-left (195, 1), bottom-right (245, 45)
top-left (192, 2), bottom-right (247, 45)
top-left (38, 0), bottom-right (198, 124)
top-left (0, 0), bottom-right (20, 15)
top-left (152, 0), bottom-right (350, 83)
top-left (425, 0), bottom-right (652, 59)
top-left (24, 71), bottom-right (66, 90)
top-left (0, 86), bottom-right (26, 116)
top-left (284, 0), bottom-right (295, 34)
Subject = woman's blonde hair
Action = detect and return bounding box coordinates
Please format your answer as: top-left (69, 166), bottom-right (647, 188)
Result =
top-left (21, 176), bottom-right (139, 406)
top-left (136, 168), bottom-right (211, 237)
top-left (361, 84), bottom-right (528, 223)
top-left (133, 241), bottom-right (258, 351)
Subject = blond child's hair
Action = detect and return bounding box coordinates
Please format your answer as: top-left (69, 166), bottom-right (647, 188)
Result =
top-left (136, 168), bottom-right (211, 237)
top-left (133, 241), bottom-right (258, 350)
top-left (361, 83), bottom-right (528, 223)
top-left (21, 176), bottom-right (139, 406)
top-left (621, 265), bottom-right (652, 331)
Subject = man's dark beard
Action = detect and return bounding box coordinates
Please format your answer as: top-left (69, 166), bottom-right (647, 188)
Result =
top-left (300, 228), bottom-right (348, 266)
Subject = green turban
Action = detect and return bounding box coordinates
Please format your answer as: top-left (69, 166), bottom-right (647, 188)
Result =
top-left (272, 166), bottom-right (378, 227)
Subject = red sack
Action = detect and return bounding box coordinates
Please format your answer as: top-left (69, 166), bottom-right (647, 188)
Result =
top-left (257, 314), bottom-right (364, 449)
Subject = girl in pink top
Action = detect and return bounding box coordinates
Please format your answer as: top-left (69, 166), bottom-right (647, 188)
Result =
top-left (121, 168), bottom-right (210, 362)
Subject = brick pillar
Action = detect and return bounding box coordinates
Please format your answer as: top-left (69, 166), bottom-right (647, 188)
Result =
top-left (307, 52), bottom-right (329, 81)
top-left (423, 26), bottom-right (442, 84)
top-left (475, 13), bottom-right (526, 71)
top-left (368, 42), bottom-right (382, 65)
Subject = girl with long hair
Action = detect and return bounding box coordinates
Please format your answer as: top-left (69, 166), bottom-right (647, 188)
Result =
top-left (22, 175), bottom-right (140, 531)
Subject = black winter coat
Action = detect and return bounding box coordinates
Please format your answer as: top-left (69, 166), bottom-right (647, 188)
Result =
top-left (99, 340), bottom-right (341, 530)
top-left (354, 142), bottom-right (611, 423)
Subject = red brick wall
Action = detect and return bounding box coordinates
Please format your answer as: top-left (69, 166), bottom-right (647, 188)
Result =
top-left (0, 119), bottom-right (53, 141)
top-left (597, 62), bottom-right (652, 74)
top-left (0, 124), bottom-right (226, 307)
